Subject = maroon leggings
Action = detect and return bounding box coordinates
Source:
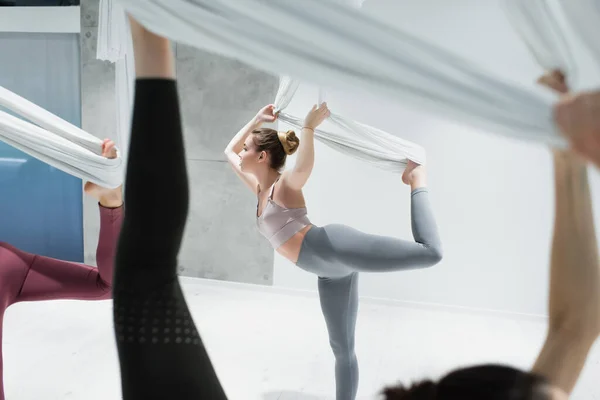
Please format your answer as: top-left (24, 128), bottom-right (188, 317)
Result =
top-left (0, 204), bottom-right (123, 400)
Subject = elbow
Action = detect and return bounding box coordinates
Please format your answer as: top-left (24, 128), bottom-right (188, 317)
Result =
top-left (223, 150), bottom-right (234, 164)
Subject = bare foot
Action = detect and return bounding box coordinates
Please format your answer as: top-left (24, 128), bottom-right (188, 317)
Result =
top-left (402, 160), bottom-right (427, 189)
top-left (84, 139), bottom-right (123, 208)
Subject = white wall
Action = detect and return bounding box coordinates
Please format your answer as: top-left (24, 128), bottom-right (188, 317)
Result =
top-left (273, 0), bottom-right (600, 316)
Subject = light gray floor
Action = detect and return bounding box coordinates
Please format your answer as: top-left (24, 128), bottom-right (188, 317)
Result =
top-left (3, 277), bottom-right (599, 399)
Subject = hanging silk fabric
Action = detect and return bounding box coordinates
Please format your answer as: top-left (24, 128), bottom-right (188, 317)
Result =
top-left (117, 0), bottom-right (567, 149)
top-left (273, 76), bottom-right (426, 172)
top-left (272, 0), bottom-right (425, 172)
top-left (503, 0), bottom-right (600, 93)
top-left (97, 0), bottom-right (135, 169)
top-left (0, 0), bottom-right (128, 189)
top-left (555, 0), bottom-right (600, 88)
top-left (0, 87), bottom-right (124, 189)
top-left (6, 0), bottom-right (598, 188)
top-left (97, 0), bottom-right (424, 172)
top-left (502, 0), bottom-right (576, 84)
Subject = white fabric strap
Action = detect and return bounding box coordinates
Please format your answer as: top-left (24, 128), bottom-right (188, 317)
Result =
top-left (98, 0), bottom-right (135, 169)
top-left (317, 88), bottom-right (327, 106)
top-left (0, 86), bottom-right (123, 189)
top-left (502, 0), bottom-right (576, 83)
top-left (274, 76), bottom-right (426, 171)
top-left (97, 0), bottom-right (130, 63)
top-left (558, 0), bottom-right (600, 90)
top-left (0, 0), bottom-right (130, 188)
top-left (118, 0), bottom-right (565, 149)
top-left (275, 0), bottom-right (425, 173)
top-left (10, 0), bottom-right (600, 186)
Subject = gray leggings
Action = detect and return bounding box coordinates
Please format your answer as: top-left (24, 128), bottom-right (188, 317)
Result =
top-left (295, 188), bottom-right (443, 400)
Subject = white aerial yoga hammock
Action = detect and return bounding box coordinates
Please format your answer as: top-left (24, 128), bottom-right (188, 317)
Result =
top-left (502, 0), bottom-right (577, 85)
top-left (117, 0), bottom-right (568, 149)
top-left (502, 0), bottom-right (600, 92)
top-left (91, 0), bottom-right (597, 182)
top-left (271, 0), bottom-right (425, 172)
top-left (97, 0), bottom-right (424, 172)
top-left (97, 0), bottom-right (135, 169)
top-left (273, 77), bottom-right (426, 171)
top-left (4, 0), bottom-right (599, 186)
top-left (0, 0), bottom-right (130, 189)
top-left (0, 87), bottom-right (124, 189)
top-left (0, 0), bottom-right (129, 189)
top-left (555, 0), bottom-right (600, 89)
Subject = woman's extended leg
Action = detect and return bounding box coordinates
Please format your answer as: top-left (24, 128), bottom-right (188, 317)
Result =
top-left (13, 140), bottom-right (122, 302)
top-left (324, 190), bottom-right (442, 273)
top-left (15, 202), bottom-right (122, 302)
top-left (14, 205), bottom-right (123, 302)
top-left (297, 161), bottom-right (443, 278)
top-left (111, 16), bottom-right (227, 400)
top-left (346, 161), bottom-right (442, 272)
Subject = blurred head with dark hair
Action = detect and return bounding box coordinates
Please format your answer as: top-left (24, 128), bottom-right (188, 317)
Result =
top-left (382, 364), bottom-right (568, 400)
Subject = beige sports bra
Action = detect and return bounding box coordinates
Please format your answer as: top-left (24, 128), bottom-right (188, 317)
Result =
top-left (256, 179), bottom-right (311, 249)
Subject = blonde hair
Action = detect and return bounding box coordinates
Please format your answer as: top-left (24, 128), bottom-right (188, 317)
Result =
top-left (252, 128), bottom-right (300, 170)
top-left (277, 130), bottom-right (300, 155)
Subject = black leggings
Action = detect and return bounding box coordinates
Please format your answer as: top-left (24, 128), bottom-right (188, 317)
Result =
top-left (113, 79), bottom-right (227, 399)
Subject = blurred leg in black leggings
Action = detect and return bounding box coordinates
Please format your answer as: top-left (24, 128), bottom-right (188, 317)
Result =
top-left (112, 16), bottom-right (228, 400)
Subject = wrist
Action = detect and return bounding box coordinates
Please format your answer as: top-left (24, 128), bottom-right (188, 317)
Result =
top-left (252, 116), bottom-right (264, 127)
top-left (552, 149), bottom-right (587, 173)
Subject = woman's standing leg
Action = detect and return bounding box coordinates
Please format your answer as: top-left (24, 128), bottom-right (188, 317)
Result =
top-left (318, 272), bottom-right (360, 400)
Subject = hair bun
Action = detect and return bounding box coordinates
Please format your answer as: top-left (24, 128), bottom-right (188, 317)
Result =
top-left (382, 380), bottom-right (437, 399)
top-left (277, 129), bottom-right (300, 155)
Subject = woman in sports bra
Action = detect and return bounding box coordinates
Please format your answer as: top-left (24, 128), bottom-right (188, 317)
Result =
top-left (224, 103), bottom-right (444, 400)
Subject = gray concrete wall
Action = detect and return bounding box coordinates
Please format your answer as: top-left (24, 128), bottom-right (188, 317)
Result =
top-left (175, 44), bottom-right (278, 284)
top-left (81, 0), bottom-right (278, 285)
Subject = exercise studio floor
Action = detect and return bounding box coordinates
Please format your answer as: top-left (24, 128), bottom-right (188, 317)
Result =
top-left (4, 277), bottom-right (599, 400)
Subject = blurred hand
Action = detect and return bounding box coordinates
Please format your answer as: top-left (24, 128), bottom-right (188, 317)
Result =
top-left (554, 91), bottom-right (600, 168)
top-left (538, 69), bottom-right (569, 94)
